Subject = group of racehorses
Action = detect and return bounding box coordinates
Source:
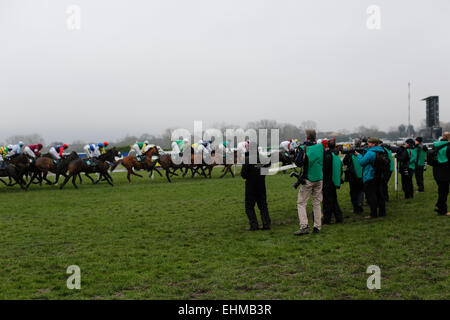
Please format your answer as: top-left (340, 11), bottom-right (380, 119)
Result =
top-left (0, 144), bottom-right (298, 190)
top-left (111, 146), bottom-right (242, 183)
top-left (0, 148), bottom-right (120, 190)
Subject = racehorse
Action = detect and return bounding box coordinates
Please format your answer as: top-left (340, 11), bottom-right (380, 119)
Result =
top-left (59, 147), bottom-right (121, 189)
top-left (181, 148), bottom-right (209, 179)
top-left (157, 151), bottom-right (187, 183)
top-left (0, 155), bottom-right (29, 190)
top-left (110, 146), bottom-right (159, 183)
top-left (218, 150), bottom-right (239, 178)
top-left (26, 152), bottom-right (79, 188)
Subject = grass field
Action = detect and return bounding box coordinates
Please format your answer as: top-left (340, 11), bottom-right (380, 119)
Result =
top-left (0, 166), bottom-right (448, 300)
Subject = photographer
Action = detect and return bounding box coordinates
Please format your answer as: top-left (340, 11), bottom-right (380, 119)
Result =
top-left (241, 141), bottom-right (271, 231)
top-left (355, 138), bottom-right (386, 219)
top-left (342, 138), bottom-right (365, 213)
top-left (414, 137), bottom-right (428, 192)
top-left (427, 132), bottom-right (450, 216)
top-left (293, 129), bottom-right (325, 235)
top-left (380, 142), bottom-right (394, 201)
top-left (393, 139), bottom-right (417, 199)
top-left (322, 138), bottom-right (343, 224)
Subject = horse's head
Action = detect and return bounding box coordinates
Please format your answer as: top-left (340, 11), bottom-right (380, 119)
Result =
top-left (110, 147), bottom-right (121, 158)
top-left (144, 145), bottom-right (159, 156)
top-left (68, 151), bottom-right (79, 160)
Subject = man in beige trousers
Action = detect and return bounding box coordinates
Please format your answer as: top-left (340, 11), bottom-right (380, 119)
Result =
top-left (293, 130), bottom-right (325, 235)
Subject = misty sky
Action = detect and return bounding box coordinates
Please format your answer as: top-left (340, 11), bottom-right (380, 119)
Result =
top-left (1, 0), bottom-right (449, 144)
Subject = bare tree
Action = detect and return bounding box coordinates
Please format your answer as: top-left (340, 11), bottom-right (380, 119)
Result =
top-left (5, 134), bottom-right (45, 146)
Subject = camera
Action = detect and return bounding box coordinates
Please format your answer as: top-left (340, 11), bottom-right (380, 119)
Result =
top-left (290, 171), bottom-right (306, 189)
top-left (341, 146), bottom-right (367, 155)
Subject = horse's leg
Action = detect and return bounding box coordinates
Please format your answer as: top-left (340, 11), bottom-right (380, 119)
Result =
top-left (18, 175), bottom-right (27, 190)
top-left (165, 169), bottom-right (172, 183)
top-left (200, 166), bottom-right (207, 178)
top-left (94, 173), bottom-right (102, 184)
top-left (71, 173), bottom-right (79, 189)
top-left (43, 171), bottom-right (53, 185)
top-left (59, 173), bottom-right (72, 189)
top-left (26, 171), bottom-right (38, 189)
top-left (219, 166), bottom-right (228, 178)
top-left (84, 173), bottom-right (95, 184)
top-left (131, 170), bottom-right (143, 178)
top-left (103, 171), bottom-right (114, 186)
top-left (53, 173), bottom-right (60, 184)
top-left (154, 167), bottom-right (163, 177)
top-left (182, 167), bottom-right (189, 178)
top-left (7, 175), bottom-right (16, 186)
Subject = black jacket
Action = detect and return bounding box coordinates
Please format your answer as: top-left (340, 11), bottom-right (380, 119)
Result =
top-left (392, 146), bottom-right (413, 174)
top-left (431, 143), bottom-right (450, 182)
top-left (323, 148), bottom-right (338, 184)
top-left (241, 153), bottom-right (266, 187)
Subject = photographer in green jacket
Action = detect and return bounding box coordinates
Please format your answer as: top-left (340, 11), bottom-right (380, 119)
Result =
top-left (414, 137), bottom-right (428, 192)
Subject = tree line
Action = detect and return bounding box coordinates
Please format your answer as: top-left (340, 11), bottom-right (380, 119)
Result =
top-left (1, 120), bottom-right (449, 151)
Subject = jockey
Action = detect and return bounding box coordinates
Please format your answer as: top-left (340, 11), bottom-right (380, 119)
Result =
top-left (130, 140), bottom-right (149, 157)
top-left (98, 142), bottom-right (109, 155)
top-left (23, 143), bottom-right (43, 159)
top-left (196, 140), bottom-right (212, 155)
top-left (172, 138), bottom-right (189, 154)
top-left (84, 143), bottom-right (100, 159)
top-left (280, 139), bottom-right (299, 156)
top-left (49, 144), bottom-right (69, 160)
top-left (0, 146), bottom-right (10, 168)
top-left (217, 141), bottom-right (231, 154)
top-left (7, 141), bottom-right (25, 158)
top-left (0, 146), bottom-right (10, 159)
top-left (237, 140), bottom-right (249, 162)
top-left (237, 140), bottom-right (249, 154)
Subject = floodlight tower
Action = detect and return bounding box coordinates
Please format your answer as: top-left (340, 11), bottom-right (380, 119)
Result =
top-left (407, 82), bottom-right (411, 137)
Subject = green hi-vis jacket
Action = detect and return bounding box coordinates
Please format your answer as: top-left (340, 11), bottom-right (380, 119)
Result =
top-left (384, 148), bottom-right (394, 172)
top-left (434, 141), bottom-right (449, 164)
top-left (415, 147), bottom-right (426, 167)
top-left (351, 154), bottom-right (363, 179)
top-left (332, 153), bottom-right (343, 188)
top-left (300, 143), bottom-right (324, 182)
top-left (407, 148), bottom-right (418, 170)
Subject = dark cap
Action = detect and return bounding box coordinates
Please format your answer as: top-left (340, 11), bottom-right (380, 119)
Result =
top-left (415, 137), bottom-right (423, 143)
top-left (405, 138), bottom-right (415, 146)
top-left (368, 137), bottom-right (380, 144)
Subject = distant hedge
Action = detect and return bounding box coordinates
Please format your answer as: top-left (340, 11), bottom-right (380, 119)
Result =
top-left (115, 145), bottom-right (131, 153)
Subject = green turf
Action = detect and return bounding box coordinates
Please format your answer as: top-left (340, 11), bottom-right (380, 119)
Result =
top-left (0, 167), bottom-right (448, 300)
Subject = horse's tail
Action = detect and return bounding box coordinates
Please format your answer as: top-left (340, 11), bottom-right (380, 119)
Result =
top-left (110, 159), bottom-right (122, 172)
